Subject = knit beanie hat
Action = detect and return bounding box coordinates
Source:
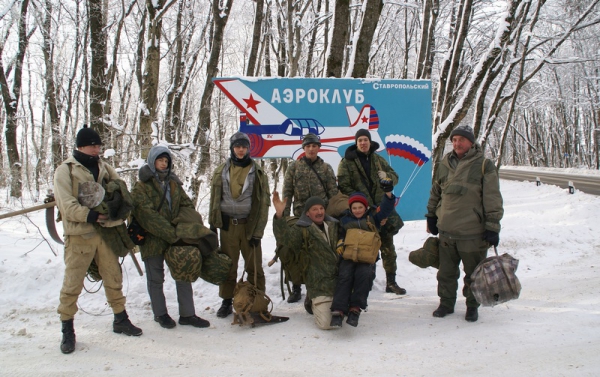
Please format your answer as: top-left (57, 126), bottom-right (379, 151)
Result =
top-left (348, 192), bottom-right (369, 209)
top-left (304, 196), bottom-right (326, 214)
top-left (449, 125), bottom-right (475, 144)
top-left (230, 132), bottom-right (251, 149)
top-left (76, 124), bottom-right (103, 147)
top-left (302, 133), bottom-right (321, 148)
top-left (355, 129), bottom-right (372, 143)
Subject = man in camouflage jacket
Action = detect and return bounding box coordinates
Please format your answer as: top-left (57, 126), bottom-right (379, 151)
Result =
top-left (209, 132), bottom-right (271, 318)
top-left (280, 133), bottom-right (338, 303)
top-left (337, 129), bottom-right (406, 295)
top-left (273, 193), bottom-right (340, 330)
top-left (426, 125), bottom-right (503, 323)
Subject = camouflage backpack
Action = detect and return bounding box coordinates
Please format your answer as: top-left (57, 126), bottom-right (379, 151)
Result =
top-left (165, 245), bottom-right (202, 282)
top-left (408, 237), bottom-right (440, 269)
top-left (471, 247), bottom-right (521, 307)
top-left (274, 216), bottom-right (307, 286)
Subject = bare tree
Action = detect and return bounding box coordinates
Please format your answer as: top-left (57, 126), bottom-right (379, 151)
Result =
top-left (0, 0), bottom-right (33, 198)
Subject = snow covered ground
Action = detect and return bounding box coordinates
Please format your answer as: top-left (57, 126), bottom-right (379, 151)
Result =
top-left (1, 174), bottom-right (599, 376)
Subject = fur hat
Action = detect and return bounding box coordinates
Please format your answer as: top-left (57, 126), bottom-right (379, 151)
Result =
top-left (355, 129), bottom-right (372, 143)
top-left (348, 192), bottom-right (369, 209)
top-left (304, 196), bottom-right (326, 214)
top-left (230, 132), bottom-right (251, 149)
top-left (76, 125), bottom-right (102, 147)
top-left (449, 125), bottom-right (475, 144)
top-left (302, 133), bottom-right (321, 148)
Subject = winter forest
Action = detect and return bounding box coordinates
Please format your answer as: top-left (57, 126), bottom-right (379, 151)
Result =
top-left (1, 0), bottom-right (600, 204)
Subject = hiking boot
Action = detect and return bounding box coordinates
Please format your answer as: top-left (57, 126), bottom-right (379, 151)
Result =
top-left (432, 305), bottom-right (454, 318)
top-left (385, 273), bottom-right (407, 295)
top-left (60, 319), bottom-right (76, 354)
top-left (113, 310), bottom-right (143, 336)
top-left (330, 311), bottom-right (343, 328)
top-left (287, 284), bottom-right (302, 303)
top-left (216, 299), bottom-right (233, 318)
top-left (346, 309), bottom-right (360, 327)
top-left (179, 315), bottom-right (210, 328)
top-left (465, 307), bottom-right (479, 322)
top-left (154, 313), bottom-right (176, 329)
top-left (304, 296), bottom-right (313, 315)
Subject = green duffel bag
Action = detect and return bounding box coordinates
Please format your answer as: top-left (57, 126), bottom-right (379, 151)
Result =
top-left (408, 237), bottom-right (440, 269)
top-left (165, 245), bottom-right (202, 283)
top-left (198, 248), bottom-right (232, 286)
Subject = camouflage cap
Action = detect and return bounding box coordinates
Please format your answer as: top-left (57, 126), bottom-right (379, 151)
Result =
top-left (302, 133), bottom-right (321, 148)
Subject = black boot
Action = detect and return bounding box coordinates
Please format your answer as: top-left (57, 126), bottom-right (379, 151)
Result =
top-left (216, 298), bottom-right (233, 318)
top-left (60, 319), bottom-right (76, 354)
top-left (179, 315), bottom-right (210, 328)
top-left (346, 308), bottom-right (360, 327)
top-left (287, 284), bottom-right (302, 303)
top-left (304, 295), bottom-right (313, 315)
top-left (465, 307), bottom-right (479, 322)
top-left (154, 313), bottom-right (176, 329)
top-left (330, 311), bottom-right (343, 328)
top-left (385, 273), bottom-right (407, 295)
top-left (432, 304), bottom-right (454, 318)
top-left (113, 310), bottom-right (143, 336)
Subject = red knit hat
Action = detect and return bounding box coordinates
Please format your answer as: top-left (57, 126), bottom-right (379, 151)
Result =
top-left (348, 192), bottom-right (369, 209)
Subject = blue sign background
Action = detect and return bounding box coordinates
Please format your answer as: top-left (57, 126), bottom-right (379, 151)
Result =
top-left (216, 77), bottom-right (432, 221)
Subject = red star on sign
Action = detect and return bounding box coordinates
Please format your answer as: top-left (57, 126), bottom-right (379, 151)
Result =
top-left (361, 116), bottom-right (368, 123)
top-left (244, 94), bottom-right (261, 112)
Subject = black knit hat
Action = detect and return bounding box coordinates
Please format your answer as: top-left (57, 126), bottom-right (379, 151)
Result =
top-left (304, 196), bottom-right (326, 214)
top-left (230, 132), bottom-right (251, 149)
top-left (302, 133), bottom-right (321, 148)
top-left (355, 129), bottom-right (372, 143)
top-left (449, 125), bottom-right (475, 144)
top-left (76, 125), bottom-right (103, 147)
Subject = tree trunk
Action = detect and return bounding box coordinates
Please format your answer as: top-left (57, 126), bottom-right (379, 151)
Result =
top-left (351, 0), bottom-right (383, 78)
top-left (326, 0), bottom-right (350, 78)
top-left (88, 0), bottom-right (109, 139)
top-left (0, 0), bottom-right (31, 198)
top-left (41, 0), bottom-right (62, 171)
top-left (191, 0), bottom-right (234, 203)
top-left (246, 0), bottom-right (264, 76)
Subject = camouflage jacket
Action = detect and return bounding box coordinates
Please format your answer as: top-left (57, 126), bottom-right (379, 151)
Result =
top-left (426, 143), bottom-right (503, 238)
top-left (337, 142), bottom-right (398, 206)
top-left (131, 165), bottom-right (194, 260)
top-left (283, 156), bottom-right (338, 217)
top-left (209, 159), bottom-right (270, 239)
top-left (53, 155), bottom-right (120, 236)
top-left (273, 214), bottom-right (339, 299)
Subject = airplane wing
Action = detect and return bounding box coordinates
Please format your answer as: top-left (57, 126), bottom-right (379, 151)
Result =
top-left (214, 79), bottom-right (288, 125)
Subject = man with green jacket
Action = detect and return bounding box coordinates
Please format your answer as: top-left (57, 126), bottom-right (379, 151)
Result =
top-left (337, 129), bottom-right (406, 295)
top-left (273, 193), bottom-right (340, 330)
top-left (426, 125), bottom-right (504, 322)
top-left (209, 132), bottom-right (270, 318)
top-left (281, 133), bottom-right (338, 303)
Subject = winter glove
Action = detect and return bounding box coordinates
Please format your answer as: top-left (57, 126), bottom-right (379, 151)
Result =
top-left (377, 170), bottom-right (388, 180)
top-left (336, 240), bottom-right (345, 255)
top-left (248, 237), bottom-right (261, 248)
top-left (483, 230), bottom-right (499, 247)
top-left (379, 178), bottom-right (394, 193)
top-left (426, 216), bottom-right (439, 235)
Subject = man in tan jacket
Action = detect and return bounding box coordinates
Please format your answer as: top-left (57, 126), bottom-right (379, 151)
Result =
top-left (54, 125), bottom-right (142, 354)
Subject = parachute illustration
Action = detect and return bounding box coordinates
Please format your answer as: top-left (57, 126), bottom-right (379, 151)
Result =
top-left (385, 134), bottom-right (431, 199)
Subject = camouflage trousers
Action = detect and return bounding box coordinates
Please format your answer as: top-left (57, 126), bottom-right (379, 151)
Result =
top-left (436, 235), bottom-right (489, 309)
top-left (379, 230), bottom-right (398, 275)
top-left (218, 219), bottom-right (266, 299)
top-left (58, 233), bottom-right (126, 321)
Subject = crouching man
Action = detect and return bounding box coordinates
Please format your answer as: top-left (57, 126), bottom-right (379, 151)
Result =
top-left (272, 192), bottom-right (339, 330)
